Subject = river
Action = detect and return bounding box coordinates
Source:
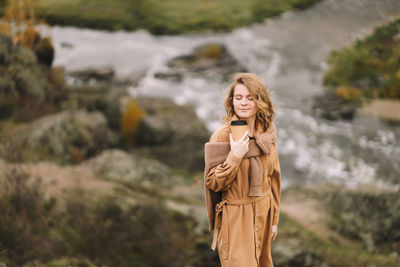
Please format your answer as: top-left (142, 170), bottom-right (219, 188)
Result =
top-left (39, 0), bottom-right (400, 188)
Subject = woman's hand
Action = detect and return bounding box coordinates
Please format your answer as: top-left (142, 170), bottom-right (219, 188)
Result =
top-left (271, 225), bottom-right (278, 241)
top-left (229, 130), bottom-right (249, 158)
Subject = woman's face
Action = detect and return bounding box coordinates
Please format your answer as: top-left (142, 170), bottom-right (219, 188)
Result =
top-left (233, 83), bottom-right (257, 119)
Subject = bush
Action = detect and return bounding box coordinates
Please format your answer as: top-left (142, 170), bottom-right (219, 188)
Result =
top-left (0, 167), bottom-right (58, 266)
top-left (325, 189), bottom-right (400, 253)
top-left (0, 34), bottom-right (67, 122)
top-left (121, 99), bottom-right (146, 147)
top-left (0, 166), bottom-right (217, 266)
top-left (323, 17), bottom-right (400, 102)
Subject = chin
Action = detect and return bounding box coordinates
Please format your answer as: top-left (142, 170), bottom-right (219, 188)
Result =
top-left (237, 113), bottom-right (250, 119)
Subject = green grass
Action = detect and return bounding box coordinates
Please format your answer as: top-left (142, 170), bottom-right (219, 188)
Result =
top-left (35, 0), bottom-right (321, 34)
top-left (324, 17), bottom-right (400, 102)
top-left (277, 212), bottom-right (400, 267)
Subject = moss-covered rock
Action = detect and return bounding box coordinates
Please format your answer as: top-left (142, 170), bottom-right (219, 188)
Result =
top-left (135, 96), bottom-right (210, 172)
top-left (312, 91), bottom-right (357, 120)
top-left (0, 34), bottom-right (66, 121)
top-left (86, 149), bottom-right (172, 189)
top-left (26, 109), bottom-right (118, 164)
top-left (32, 36), bottom-right (54, 67)
top-left (163, 42), bottom-right (247, 81)
top-left (273, 237), bottom-right (327, 267)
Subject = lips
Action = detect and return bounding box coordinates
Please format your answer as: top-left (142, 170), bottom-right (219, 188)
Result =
top-left (239, 109), bottom-right (250, 112)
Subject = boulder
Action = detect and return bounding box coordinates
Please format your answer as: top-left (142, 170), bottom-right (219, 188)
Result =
top-left (273, 238), bottom-right (327, 267)
top-left (33, 36), bottom-right (54, 67)
top-left (156, 42), bottom-right (247, 81)
top-left (135, 96), bottom-right (210, 172)
top-left (68, 66), bottom-right (115, 84)
top-left (0, 35), bottom-right (65, 121)
top-left (72, 86), bottom-right (129, 131)
top-left (312, 91), bottom-right (357, 120)
top-left (154, 70), bottom-right (183, 82)
top-left (27, 109), bottom-right (118, 163)
top-left (68, 70), bottom-right (144, 131)
top-left (86, 149), bottom-right (172, 189)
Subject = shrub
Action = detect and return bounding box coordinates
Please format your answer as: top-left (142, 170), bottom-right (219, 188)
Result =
top-left (0, 166), bottom-right (58, 265)
top-left (0, 166), bottom-right (218, 266)
top-left (121, 99), bottom-right (146, 146)
top-left (325, 189), bottom-right (400, 253)
top-left (0, 34), bottom-right (66, 122)
top-left (334, 86), bottom-right (362, 103)
top-left (323, 17), bottom-right (400, 101)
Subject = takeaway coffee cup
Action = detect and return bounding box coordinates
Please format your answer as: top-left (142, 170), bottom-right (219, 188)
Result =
top-left (230, 120), bottom-right (248, 141)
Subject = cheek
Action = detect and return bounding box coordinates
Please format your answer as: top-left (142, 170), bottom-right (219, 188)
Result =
top-left (232, 99), bottom-right (240, 109)
top-left (250, 102), bottom-right (257, 114)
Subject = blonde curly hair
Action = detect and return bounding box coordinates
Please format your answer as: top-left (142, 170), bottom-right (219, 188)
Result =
top-left (223, 73), bottom-right (275, 132)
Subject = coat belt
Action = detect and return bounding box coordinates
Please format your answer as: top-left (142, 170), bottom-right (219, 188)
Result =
top-left (211, 192), bottom-right (270, 259)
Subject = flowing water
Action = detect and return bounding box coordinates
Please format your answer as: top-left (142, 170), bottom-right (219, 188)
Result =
top-left (39, 0), bottom-right (400, 188)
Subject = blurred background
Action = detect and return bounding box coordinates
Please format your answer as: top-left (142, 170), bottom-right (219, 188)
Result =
top-left (0, 0), bottom-right (399, 266)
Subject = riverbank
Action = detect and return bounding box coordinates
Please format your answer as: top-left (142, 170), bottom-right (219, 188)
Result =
top-left (313, 16), bottom-right (400, 121)
top-left (359, 99), bottom-right (400, 122)
top-left (34, 0), bottom-right (320, 34)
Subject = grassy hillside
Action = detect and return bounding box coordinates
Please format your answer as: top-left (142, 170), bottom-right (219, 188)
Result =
top-left (324, 17), bottom-right (400, 103)
top-left (33, 0), bottom-right (320, 34)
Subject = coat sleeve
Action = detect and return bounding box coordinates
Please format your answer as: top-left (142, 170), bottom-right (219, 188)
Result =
top-left (270, 143), bottom-right (281, 225)
top-left (205, 129), bottom-right (242, 192)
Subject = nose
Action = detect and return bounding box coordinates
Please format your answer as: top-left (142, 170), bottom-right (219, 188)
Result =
top-left (240, 98), bottom-right (249, 106)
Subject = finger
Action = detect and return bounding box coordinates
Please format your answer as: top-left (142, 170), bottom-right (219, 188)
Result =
top-left (229, 133), bottom-right (234, 143)
top-left (240, 136), bottom-right (250, 145)
top-left (239, 130), bottom-right (249, 141)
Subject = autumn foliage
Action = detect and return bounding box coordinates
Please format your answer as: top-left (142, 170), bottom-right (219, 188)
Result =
top-left (0, 0), bottom-right (43, 47)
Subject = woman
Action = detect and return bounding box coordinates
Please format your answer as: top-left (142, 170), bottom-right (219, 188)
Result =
top-left (203, 73), bottom-right (281, 267)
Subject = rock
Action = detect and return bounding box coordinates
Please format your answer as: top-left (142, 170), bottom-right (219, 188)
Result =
top-left (157, 42), bottom-right (247, 81)
top-left (68, 70), bottom-right (144, 131)
top-left (60, 41), bottom-right (74, 49)
top-left (135, 97), bottom-right (210, 171)
top-left (0, 34), bottom-right (13, 65)
top-left (0, 35), bottom-right (65, 121)
top-left (73, 86), bottom-right (129, 131)
top-left (312, 91), bottom-right (357, 120)
top-left (69, 66), bottom-right (115, 83)
top-left (154, 70), bottom-right (183, 82)
top-left (273, 238), bottom-right (327, 267)
top-left (27, 109), bottom-right (118, 163)
top-left (32, 36), bottom-right (54, 67)
top-left (86, 149), bottom-right (172, 189)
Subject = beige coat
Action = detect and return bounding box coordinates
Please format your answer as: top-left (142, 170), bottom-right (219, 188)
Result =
top-left (205, 121), bottom-right (281, 267)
